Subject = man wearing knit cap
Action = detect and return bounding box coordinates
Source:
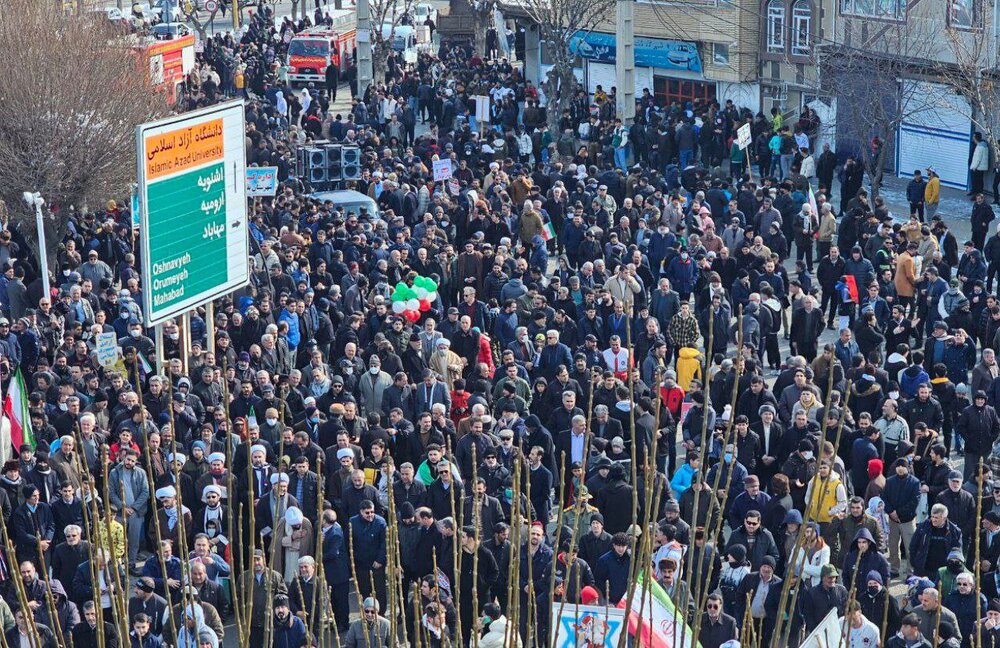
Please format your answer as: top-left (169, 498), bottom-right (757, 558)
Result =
top-left (735, 554), bottom-right (782, 647)
top-left (800, 564), bottom-right (848, 634)
top-left (342, 597), bottom-right (390, 647)
top-left (856, 569), bottom-right (901, 638)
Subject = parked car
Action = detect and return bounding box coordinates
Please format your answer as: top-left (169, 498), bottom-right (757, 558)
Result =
top-left (308, 190), bottom-right (380, 220)
top-left (150, 21), bottom-right (191, 39)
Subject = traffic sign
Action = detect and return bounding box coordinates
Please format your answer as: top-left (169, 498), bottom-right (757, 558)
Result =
top-left (205, 0), bottom-right (218, 11)
top-left (136, 100), bottom-right (249, 327)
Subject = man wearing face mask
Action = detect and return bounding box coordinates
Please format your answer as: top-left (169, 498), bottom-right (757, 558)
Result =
top-left (706, 443), bottom-right (749, 520)
top-left (856, 570), bottom-right (901, 638)
top-left (358, 356), bottom-right (392, 418)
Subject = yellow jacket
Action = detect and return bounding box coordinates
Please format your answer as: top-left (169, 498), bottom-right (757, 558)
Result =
top-left (676, 347), bottom-right (703, 394)
top-left (805, 474), bottom-right (847, 523)
top-left (925, 177), bottom-right (940, 205)
top-left (93, 517), bottom-right (126, 562)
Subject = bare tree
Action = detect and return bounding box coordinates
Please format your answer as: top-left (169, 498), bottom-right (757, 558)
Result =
top-left (823, 15), bottom-right (943, 197)
top-left (470, 0), bottom-right (496, 58)
top-left (370, 0), bottom-right (419, 83)
top-left (519, 0), bottom-right (613, 132)
top-left (0, 0), bottom-right (168, 267)
top-left (178, 0), bottom-right (224, 40)
top-left (935, 16), bottom-right (1000, 176)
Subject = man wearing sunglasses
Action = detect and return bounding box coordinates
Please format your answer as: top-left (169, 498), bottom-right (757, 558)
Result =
top-left (698, 592), bottom-right (737, 648)
top-left (342, 597), bottom-right (390, 648)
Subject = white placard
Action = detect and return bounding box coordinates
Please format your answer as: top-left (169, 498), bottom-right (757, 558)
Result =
top-left (432, 159), bottom-right (453, 181)
top-left (737, 122), bottom-right (752, 150)
top-left (96, 332), bottom-right (119, 368)
top-left (474, 95), bottom-right (491, 123)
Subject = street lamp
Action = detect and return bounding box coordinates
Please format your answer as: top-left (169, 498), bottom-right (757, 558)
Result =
top-left (21, 192), bottom-right (49, 299)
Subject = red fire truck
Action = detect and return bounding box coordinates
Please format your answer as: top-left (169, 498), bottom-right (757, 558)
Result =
top-left (286, 9), bottom-right (356, 86)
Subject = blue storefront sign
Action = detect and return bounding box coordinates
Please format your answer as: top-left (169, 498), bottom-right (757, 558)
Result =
top-left (569, 31), bottom-right (703, 74)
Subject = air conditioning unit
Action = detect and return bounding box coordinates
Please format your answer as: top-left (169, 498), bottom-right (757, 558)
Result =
top-left (341, 146), bottom-right (361, 180)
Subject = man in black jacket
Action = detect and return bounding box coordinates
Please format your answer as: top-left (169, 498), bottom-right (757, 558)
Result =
top-left (726, 510), bottom-right (780, 570)
top-left (578, 514), bottom-right (613, 568)
top-left (800, 564), bottom-right (849, 633)
top-left (72, 601), bottom-right (120, 648)
top-left (817, 247), bottom-right (846, 328)
top-left (956, 390), bottom-right (1000, 480)
top-left (735, 556), bottom-right (783, 647)
top-left (7, 606), bottom-right (58, 648)
top-left (699, 593), bottom-right (738, 648)
top-left (789, 295), bottom-right (825, 362)
top-left (937, 469), bottom-right (977, 553)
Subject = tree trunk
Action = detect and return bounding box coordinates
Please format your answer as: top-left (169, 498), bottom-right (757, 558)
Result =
top-left (372, 42), bottom-right (388, 85)
top-left (544, 59), bottom-right (577, 135)
top-left (473, 7), bottom-right (491, 58)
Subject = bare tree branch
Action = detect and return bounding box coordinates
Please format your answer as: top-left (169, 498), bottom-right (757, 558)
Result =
top-left (370, 0), bottom-right (419, 82)
top-left (0, 0), bottom-right (169, 264)
top-left (822, 15), bottom-right (945, 196)
top-left (515, 0), bottom-right (614, 131)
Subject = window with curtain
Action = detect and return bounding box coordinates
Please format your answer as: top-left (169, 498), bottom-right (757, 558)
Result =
top-left (840, 0), bottom-right (904, 20)
top-left (766, 0), bottom-right (786, 53)
top-left (791, 0), bottom-right (812, 56)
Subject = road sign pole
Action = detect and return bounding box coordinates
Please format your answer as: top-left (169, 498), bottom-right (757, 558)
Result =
top-left (182, 311), bottom-right (192, 375)
top-left (33, 200), bottom-right (49, 300)
top-left (154, 324), bottom-right (165, 376)
top-left (206, 301), bottom-right (215, 355)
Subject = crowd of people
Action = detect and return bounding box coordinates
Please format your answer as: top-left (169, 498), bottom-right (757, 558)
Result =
top-left (5, 4), bottom-right (1000, 648)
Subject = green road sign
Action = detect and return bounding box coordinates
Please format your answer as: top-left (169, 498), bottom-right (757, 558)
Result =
top-left (136, 101), bottom-right (249, 326)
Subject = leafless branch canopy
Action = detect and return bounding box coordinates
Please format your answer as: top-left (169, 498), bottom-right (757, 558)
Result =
top-left (516, 0), bottom-right (612, 130)
top-left (0, 0), bottom-right (168, 230)
top-left (822, 15), bottom-right (944, 193)
top-left (370, 0), bottom-right (419, 81)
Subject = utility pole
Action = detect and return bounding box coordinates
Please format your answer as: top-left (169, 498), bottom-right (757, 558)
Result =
top-left (356, 0), bottom-right (373, 99)
top-left (616, 0), bottom-right (635, 125)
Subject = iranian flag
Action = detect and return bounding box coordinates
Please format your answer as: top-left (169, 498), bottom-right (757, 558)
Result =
top-left (3, 368), bottom-right (33, 451)
top-left (621, 570), bottom-right (701, 648)
top-left (808, 185), bottom-right (818, 221)
top-left (541, 221), bottom-right (557, 241)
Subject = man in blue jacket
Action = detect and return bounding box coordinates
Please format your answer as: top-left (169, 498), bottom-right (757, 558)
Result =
top-left (909, 502), bottom-right (963, 580)
top-left (883, 458), bottom-right (921, 578)
top-left (271, 594), bottom-right (307, 648)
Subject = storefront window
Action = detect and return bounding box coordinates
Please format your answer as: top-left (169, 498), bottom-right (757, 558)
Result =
top-left (653, 76), bottom-right (716, 107)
